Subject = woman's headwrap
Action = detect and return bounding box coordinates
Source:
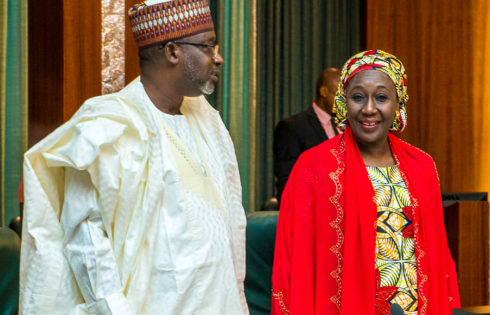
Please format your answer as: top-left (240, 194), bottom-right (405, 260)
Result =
top-left (333, 50), bottom-right (409, 133)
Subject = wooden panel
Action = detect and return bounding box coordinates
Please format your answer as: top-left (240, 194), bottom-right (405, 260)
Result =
top-left (471, 2), bottom-right (490, 195)
top-left (28, 0), bottom-right (64, 147)
top-left (29, 0), bottom-right (102, 146)
top-left (125, 0), bottom-right (141, 84)
top-left (444, 201), bottom-right (489, 306)
top-left (63, 0), bottom-right (102, 121)
top-left (365, 0), bottom-right (490, 195)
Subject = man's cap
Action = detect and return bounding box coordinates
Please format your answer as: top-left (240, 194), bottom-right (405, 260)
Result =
top-left (128, 0), bottom-right (214, 49)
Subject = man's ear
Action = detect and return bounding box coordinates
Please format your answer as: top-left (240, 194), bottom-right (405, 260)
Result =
top-left (164, 42), bottom-right (180, 65)
top-left (319, 86), bottom-right (329, 98)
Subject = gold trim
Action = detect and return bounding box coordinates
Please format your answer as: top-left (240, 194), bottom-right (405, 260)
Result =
top-left (272, 291), bottom-right (290, 314)
top-left (328, 137), bottom-right (346, 312)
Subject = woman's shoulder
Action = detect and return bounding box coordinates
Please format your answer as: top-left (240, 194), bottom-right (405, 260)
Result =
top-left (296, 135), bottom-right (342, 169)
top-left (393, 135), bottom-right (437, 168)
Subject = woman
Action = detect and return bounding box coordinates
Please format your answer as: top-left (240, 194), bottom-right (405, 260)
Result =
top-left (271, 50), bottom-right (460, 314)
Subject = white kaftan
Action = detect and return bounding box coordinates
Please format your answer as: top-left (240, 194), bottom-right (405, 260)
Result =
top-left (20, 78), bottom-right (249, 315)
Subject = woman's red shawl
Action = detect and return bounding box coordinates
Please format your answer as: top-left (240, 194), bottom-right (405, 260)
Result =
top-left (271, 127), bottom-right (460, 314)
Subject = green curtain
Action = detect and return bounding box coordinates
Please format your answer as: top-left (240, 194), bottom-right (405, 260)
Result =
top-left (208, 0), bottom-right (256, 211)
top-left (209, 0), bottom-right (362, 212)
top-left (255, 1), bottom-right (363, 210)
top-left (0, 0), bottom-right (28, 226)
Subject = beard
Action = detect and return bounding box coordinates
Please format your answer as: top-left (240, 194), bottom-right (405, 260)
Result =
top-left (200, 80), bottom-right (215, 95)
top-left (183, 53), bottom-right (215, 95)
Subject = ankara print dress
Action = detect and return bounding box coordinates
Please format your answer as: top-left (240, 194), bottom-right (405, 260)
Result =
top-left (367, 166), bottom-right (418, 315)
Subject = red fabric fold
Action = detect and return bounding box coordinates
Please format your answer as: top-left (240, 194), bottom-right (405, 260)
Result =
top-left (272, 126), bottom-right (460, 315)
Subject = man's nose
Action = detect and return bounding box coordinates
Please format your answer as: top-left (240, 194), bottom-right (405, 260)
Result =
top-left (214, 52), bottom-right (224, 65)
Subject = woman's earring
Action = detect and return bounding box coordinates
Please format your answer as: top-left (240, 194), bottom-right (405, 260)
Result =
top-left (390, 110), bottom-right (401, 131)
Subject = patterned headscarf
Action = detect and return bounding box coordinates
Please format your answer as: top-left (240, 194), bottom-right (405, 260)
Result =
top-left (333, 50), bottom-right (408, 133)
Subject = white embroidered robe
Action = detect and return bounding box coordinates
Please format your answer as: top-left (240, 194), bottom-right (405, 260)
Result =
top-left (19, 78), bottom-right (249, 315)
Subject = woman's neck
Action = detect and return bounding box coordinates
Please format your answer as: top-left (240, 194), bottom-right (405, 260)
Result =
top-left (357, 140), bottom-right (395, 167)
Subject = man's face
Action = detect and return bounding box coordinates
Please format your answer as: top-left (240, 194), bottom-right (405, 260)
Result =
top-left (324, 75), bottom-right (340, 112)
top-left (180, 31), bottom-right (224, 96)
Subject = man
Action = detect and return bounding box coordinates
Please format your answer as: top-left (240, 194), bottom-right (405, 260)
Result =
top-left (19, 1), bottom-right (248, 314)
top-left (273, 68), bottom-right (341, 203)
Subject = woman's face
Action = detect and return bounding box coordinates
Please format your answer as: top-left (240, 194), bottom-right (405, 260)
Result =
top-left (345, 70), bottom-right (398, 149)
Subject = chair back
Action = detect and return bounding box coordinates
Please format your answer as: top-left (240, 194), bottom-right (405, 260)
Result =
top-left (244, 211), bottom-right (279, 315)
top-left (0, 227), bottom-right (20, 315)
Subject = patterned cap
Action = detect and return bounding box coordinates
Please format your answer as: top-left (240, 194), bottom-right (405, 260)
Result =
top-left (128, 0), bottom-right (215, 49)
top-left (333, 50), bottom-right (409, 133)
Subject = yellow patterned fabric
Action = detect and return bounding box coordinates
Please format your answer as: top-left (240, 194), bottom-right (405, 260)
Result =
top-left (333, 50), bottom-right (409, 133)
top-left (367, 165), bottom-right (418, 315)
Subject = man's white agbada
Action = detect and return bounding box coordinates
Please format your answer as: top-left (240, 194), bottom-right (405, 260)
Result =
top-left (19, 78), bottom-right (248, 314)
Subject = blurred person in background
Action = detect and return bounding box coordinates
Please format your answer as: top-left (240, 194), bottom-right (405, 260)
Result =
top-left (273, 68), bottom-right (341, 203)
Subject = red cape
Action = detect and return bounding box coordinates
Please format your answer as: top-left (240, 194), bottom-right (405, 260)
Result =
top-left (272, 127), bottom-right (460, 314)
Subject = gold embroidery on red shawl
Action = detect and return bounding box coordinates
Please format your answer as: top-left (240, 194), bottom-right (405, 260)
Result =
top-left (272, 291), bottom-right (290, 314)
top-left (395, 137), bottom-right (441, 185)
top-left (328, 138), bottom-right (346, 313)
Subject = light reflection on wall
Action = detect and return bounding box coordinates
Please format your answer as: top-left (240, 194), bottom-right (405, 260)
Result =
top-left (472, 1), bottom-right (490, 198)
top-left (471, 1), bottom-right (490, 304)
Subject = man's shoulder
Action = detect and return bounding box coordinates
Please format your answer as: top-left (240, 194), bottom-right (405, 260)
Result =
top-left (71, 82), bottom-right (148, 128)
top-left (274, 107), bottom-right (315, 136)
top-left (80, 94), bottom-right (133, 115)
top-left (280, 107), bottom-right (313, 126)
top-left (27, 87), bottom-right (149, 156)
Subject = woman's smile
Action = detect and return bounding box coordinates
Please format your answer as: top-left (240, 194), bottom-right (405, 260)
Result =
top-left (345, 70), bottom-right (398, 149)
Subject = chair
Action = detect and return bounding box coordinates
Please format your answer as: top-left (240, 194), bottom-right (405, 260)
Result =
top-left (8, 216), bottom-right (22, 237)
top-left (259, 197), bottom-right (279, 211)
top-left (244, 211), bottom-right (279, 315)
top-left (0, 227), bottom-right (21, 315)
